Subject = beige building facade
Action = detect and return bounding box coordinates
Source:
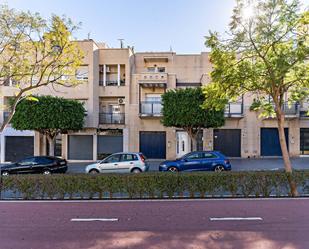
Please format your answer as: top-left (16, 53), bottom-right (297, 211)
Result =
top-left (0, 39), bottom-right (308, 163)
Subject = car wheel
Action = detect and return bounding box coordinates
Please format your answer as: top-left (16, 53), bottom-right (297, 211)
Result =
top-left (1, 171), bottom-right (9, 176)
top-left (132, 168), bottom-right (142, 173)
top-left (214, 165), bottom-right (225, 172)
top-left (168, 166), bottom-right (179, 172)
top-left (89, 169), bottom-right (99, 174)
top-left (43, 169), bottom-right (51, 175)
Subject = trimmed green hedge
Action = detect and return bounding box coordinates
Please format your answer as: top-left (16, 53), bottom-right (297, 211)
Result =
top-left (1, 171), bottom-right (309, 200)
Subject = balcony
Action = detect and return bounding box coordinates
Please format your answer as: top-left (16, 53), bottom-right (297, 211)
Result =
top-left (138, 73), bottom-right (167, 88)
top-left (139, 102), bottom-right (163, 117)
top-left (224, 103), bottom-right (244, 118)
top-left (282, 103), bottom-right (299, 117)
top-left (99, 113), bottom-right (125, 125)
top-left (266, 102), bottom-right (299, 119)
top-left (99, 79), bottom-right (125, 86)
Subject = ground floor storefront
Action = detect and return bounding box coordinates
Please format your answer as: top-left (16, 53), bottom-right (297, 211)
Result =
top-left (1, 121), bottom-right (309, 163)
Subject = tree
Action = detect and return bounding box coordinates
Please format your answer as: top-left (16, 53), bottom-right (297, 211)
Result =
top-left (161, 87), bottom-right (225, 151)
top-left (0, 5), bottom-right (84, 132)
top-left (203, 0), bottom-right (309, 196)
top-left (10, 96), bottom-right (86, 156)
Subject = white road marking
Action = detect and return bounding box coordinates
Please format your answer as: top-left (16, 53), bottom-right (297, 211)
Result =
top-left (210, 217), bottom-right (263, 221)
top-left (71, 218), bottom-right (118, 222)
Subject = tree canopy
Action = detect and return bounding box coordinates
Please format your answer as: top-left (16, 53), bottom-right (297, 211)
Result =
top-left (161, 87), bottom-right (225, 150)
top-left (202, 0), bottom-right (309, 196)
top-left (10, 95), bottom-right (86, 156)
top-left (0, 4), bottom-right (84, 131)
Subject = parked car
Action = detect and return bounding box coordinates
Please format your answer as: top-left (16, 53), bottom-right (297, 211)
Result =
top-left (159, 151), bottom-right (231, 172)
top-left (85, 152), bottom-right (149, 174)
top-left (0, 156), bottom-right (67, 176)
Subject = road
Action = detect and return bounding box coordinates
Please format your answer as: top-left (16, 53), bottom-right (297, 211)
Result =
top-left (67, 157), bottom-right (309, 173)
top-left (0, 199), bottom-right (308, 249)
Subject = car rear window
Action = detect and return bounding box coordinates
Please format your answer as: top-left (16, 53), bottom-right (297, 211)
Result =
top-left (201, 153), bottom-right (218, 159)
top-left (121, 154), bottom-right (138, 162)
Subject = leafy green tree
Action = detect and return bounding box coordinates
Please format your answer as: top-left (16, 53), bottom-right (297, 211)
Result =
top-left (0, 4), bottom-right (84, 131)
top-left (10, 96), bottom-right (86, 156)
top-left (162, 87), bottom-right (225, 151)
top-left (203, 0), bottom-right (309, 196)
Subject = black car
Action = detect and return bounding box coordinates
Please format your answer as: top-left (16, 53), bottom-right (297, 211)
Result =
top-left (0, 156), bottom-right (67, 176)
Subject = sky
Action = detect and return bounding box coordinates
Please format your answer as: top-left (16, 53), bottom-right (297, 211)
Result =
top-left (2, 0), bottom-right (309, 54)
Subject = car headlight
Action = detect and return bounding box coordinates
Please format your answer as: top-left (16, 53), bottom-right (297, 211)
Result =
top-left (160, 164), bottom-right (167, 167)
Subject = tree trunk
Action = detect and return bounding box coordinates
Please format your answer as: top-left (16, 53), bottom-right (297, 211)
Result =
top-left (191, 136), bottom-right (197, 151)
top-left (186, 129), bottom-right (198, 152)
top-left (276, 110), bottom-right (298, 197)
top-left (46, 135), bottom-right (55, 156)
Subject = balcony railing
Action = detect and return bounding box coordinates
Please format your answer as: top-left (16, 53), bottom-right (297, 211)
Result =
top-left (224, 103), bottom-right (244, 117)
top-left (140, 101), bottom-right (163, 117)
top-left (99, 113), bottom-right (125, 124)
top-left (99, 79), bottom-right (125, 86)
top-left (282, 103), bottom-right (299, 116)
top-left (269, 102), bottom-right (299, 116)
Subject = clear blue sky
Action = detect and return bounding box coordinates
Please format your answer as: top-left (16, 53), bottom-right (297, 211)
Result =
top-left (2, 0), bottom-right (309, 53)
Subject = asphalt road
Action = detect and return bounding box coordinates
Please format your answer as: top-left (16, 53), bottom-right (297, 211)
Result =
top-left (67, 157), bottom-right (309, 173)
top-left (0, 199), bottom-right (309, 249)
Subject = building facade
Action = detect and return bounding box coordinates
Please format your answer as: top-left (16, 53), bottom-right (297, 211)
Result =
top-left (0, 39), bottom-right (309, 163)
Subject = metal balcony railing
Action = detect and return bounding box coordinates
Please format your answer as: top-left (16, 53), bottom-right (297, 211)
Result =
top-left (99, 113), bottom-right (125, 124)
top-left (269, 102), bottom-right (299, 116)
top-left (282, 103), bottom-right (299, 116)
top-left (140, 101), bottom-right (163, 116)
top-left (99, 79), bottom-right (125, 86)
top-left (224, 103), bottom-right (244, 117)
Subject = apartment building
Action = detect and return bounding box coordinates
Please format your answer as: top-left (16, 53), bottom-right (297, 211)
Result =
top-left (0, 39), bottom-right (309, 163)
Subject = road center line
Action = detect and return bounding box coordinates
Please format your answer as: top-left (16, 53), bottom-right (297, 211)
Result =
top-left (210, 217), bottom-right (263, 221)
top-left (71, 218), bottom-right (119, 222)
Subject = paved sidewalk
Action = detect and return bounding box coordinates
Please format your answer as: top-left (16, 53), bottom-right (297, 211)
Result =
top-left (67, 157), bottom-right (309, 174)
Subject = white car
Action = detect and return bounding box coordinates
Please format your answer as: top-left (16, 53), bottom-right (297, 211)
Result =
top-left (85, 152), bottom-right (149, 174)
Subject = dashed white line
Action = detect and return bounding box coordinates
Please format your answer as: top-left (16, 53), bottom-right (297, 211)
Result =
top-left (71, 218), bottom-right (119, 222)
top-left (210, 217), bottom-right (263, 221)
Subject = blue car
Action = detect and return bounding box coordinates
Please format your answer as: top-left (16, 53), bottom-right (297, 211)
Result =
top-left (159, 151), bottom-right (231, 172)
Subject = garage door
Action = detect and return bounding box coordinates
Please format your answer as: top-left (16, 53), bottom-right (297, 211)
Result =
top-left (213, 129), bottom-right (241, 157)
top-left (261, 128), bottom-right (289, 156)
top-left (68, 135), bottom-right (93, 160)
top-left (5, 136), bottom-right (34, 162)
top-left (140, 131), bottom-right (166, 159)
top-left (97, 135), bottom-right (123, 158)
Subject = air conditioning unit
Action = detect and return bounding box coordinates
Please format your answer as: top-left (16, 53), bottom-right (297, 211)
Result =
top-left (118, 98), bottom-right (125, 105)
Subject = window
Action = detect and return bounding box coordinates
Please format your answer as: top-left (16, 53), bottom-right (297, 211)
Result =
top-left (158, 67), bottom-right (165, 72)
top-left (121, 154), bottom-right (138, 162)
top-left (18, 157), bottom-right (36, 165)
top-left (201, 153), bottom-right (217, 159)
top-left (147, 67), bottom-right (155, 72)
top-left (104, 154), bottom-right (121, 163)
top-left (186, 152), bottom-right (200, 160)
top-left (76, 66), bottom-right (89, 80)
top-left (35, 157), bottom-right (54, 164)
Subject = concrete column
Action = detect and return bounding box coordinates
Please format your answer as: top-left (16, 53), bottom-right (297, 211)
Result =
top-left (123, 128), bottom-right (129, 152)
top-left (0, 133), bottom-right (5, 163)
top-left (34, 131), bottom-right (40, 156)
top-left (103, 64), bottom-right (106, 86)
top-left (117, 64), bottom-right (121, 86)
top-left (62, 134), bottom-right (68, 159)
top-left (93, 134), bottom-right (97, 161)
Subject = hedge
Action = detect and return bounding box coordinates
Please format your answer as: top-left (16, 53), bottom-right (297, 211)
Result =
top-left (1, 171), bottom-right (309, 200)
